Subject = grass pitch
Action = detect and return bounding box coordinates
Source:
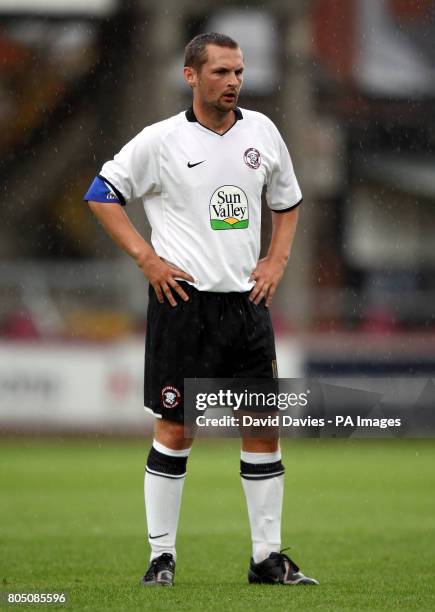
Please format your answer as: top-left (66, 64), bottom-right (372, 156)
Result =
top-left (1, 438), bottom-right (434, 611)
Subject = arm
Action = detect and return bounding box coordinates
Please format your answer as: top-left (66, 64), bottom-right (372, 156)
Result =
top-left (87, 201), bottom-right (194, 306)
top-left (249, 207), bottom-right (299, 307)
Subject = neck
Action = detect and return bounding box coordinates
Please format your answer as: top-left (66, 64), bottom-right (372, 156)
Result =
top-left (192, 100), bottom-right (236, 134)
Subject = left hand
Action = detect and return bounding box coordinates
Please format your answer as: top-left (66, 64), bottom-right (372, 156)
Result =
top-left (249, 256), bottom-right (286, 307)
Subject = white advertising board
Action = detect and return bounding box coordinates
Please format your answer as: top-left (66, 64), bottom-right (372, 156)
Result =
top-left (0, 339), bottom-right (151, 433)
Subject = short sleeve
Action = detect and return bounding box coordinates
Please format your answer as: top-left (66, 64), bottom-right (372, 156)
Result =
top-left (266, 126), bottom-right (302, 212)
top-left (99, 126), bottom-right (161, 204)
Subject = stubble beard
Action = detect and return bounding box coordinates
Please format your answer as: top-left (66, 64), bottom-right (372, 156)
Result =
top-left (212, 94), bottom-right (239, 116)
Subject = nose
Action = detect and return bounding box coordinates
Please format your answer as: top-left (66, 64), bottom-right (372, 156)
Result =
top-left (228, 71), bottom-right (240, 87)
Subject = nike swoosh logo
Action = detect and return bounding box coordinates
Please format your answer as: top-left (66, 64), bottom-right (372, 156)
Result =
top-left (187, 160), bottom-right (206, 168)
top-left (149, 532), bottom-right (169, 539)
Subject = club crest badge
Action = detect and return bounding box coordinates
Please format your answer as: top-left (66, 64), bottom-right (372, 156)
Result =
top-left (161, 385), bottom-right (181, 409)
top-left (244, 147), bottom-right (261, 169)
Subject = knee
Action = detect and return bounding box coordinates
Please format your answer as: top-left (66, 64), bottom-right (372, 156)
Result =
top-left (241, 438), bottom-right (279, 453)
top-left (154, 418), bottom-right (192, 451)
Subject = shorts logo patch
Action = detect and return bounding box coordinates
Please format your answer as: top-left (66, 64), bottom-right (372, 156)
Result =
top-left (161, 385), bottom-right (181, 409)
top-left (244, 147), bottom-right (261, 169)
top-left (209, 185), bottom-right (249, 230)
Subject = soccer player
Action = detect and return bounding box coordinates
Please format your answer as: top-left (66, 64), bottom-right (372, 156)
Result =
top-left (84, 32), bottom-right (318, 587)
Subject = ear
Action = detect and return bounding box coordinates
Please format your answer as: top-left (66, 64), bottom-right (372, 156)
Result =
top-left (183, 66), bottom-right (196, 88)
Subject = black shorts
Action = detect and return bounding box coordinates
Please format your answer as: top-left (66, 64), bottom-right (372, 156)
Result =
top-left (144, 282), bottom-right (277, 423)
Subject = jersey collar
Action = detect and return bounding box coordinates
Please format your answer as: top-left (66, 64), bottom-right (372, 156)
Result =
top-left (185, 106), bottom-right (243, 136)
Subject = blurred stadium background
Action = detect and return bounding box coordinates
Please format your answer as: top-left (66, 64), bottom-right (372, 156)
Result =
top-left (1, 0), bottom-right (435, 434)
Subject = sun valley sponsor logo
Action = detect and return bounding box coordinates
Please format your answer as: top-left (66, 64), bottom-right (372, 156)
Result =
top-left (209, 185), bottom-right (249, 230)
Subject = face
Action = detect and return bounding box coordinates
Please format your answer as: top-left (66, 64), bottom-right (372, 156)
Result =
top-left (184, 44), bottom-right (244, 114)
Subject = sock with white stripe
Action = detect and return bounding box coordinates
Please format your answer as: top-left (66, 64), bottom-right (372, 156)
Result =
top-left (144, 440), bottom-right (191, 561)
top-left (240, 449), bottom-right (285, 564)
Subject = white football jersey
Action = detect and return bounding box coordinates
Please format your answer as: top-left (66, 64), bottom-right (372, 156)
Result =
top-left (99, 107), bottom-right (302, 292)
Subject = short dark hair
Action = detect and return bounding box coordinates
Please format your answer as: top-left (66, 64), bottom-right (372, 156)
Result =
top-left (184, 32), bottom-right (239, 70)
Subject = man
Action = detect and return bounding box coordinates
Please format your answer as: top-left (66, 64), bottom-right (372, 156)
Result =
top-left (84, 32), bottom-right (318, 587)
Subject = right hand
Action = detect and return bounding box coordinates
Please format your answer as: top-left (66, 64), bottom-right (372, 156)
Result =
top-left (136, 251), bottom-right (195, 306)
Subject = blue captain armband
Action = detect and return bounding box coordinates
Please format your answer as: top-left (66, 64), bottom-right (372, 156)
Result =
top-left (83, 175), bottom-right (126, 205)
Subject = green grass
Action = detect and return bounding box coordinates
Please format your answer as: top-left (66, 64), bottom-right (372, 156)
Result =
top-left (1, 438), bottom-right (434, 611)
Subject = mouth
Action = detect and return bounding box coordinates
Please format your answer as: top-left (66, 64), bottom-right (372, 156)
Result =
top-left (222, 92), bottom-right (237, 103)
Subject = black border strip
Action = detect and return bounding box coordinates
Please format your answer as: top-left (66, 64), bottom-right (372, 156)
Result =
top-left (241, 471), bottom-right (285, 480)
top-left (185, 106), bottom-right (243, 136)
top-left (146, 468), bottom-right (186, 480)
top-left (271, 197), bottom-right (303, 213)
